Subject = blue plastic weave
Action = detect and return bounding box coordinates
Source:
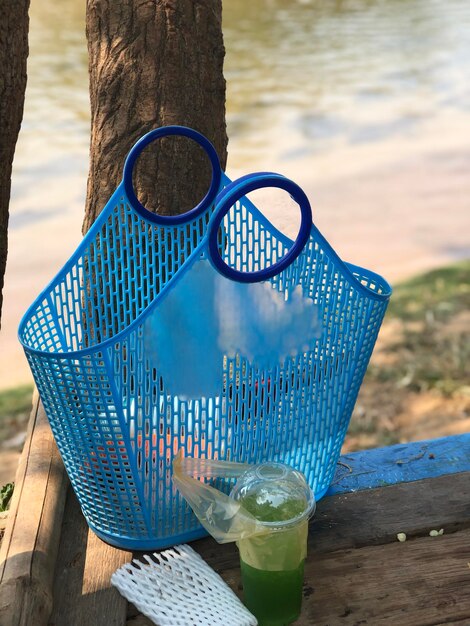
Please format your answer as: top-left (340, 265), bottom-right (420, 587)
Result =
top-left (19, 132), bottom-right (391, 550)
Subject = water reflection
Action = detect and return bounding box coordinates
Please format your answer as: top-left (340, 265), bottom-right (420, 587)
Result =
top-left (223, 0), bottom-right (470, 164)
top-left (15, 0), bottom-right (470, 172)
top-left (23, 0), bottom-right (88, 151)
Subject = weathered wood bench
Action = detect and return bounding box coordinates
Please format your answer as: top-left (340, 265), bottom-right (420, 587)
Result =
top-left (1, 394), bottom-right (470, 625)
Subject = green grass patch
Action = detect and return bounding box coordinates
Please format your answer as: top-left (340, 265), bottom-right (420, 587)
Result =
top-left (0, 483), bottom-right (14, 512)
top-left (0, 384), bottom-right (34, 444)
top-left (0, 384), bottom-right (34, 418)
top-left (387, 260), bottom-right (470, 322)
top-left (368, 260), bottom-right (470, 396)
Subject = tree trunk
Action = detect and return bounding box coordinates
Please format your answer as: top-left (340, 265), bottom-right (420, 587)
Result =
top-left (84, 0), bottom-right (227, 233)
top-left (0, 1), bottom-right (30, 327)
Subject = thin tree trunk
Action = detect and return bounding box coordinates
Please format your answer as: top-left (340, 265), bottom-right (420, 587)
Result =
top-left (0, 1), bottom-right (30, 326)
top-left (84, 0), bottom-right (227, 233)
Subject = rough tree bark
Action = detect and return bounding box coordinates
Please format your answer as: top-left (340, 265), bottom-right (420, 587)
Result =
top-left (0, 1), bottom-right (30, 326)
top-left (84, 0), bottom-right (227, 233)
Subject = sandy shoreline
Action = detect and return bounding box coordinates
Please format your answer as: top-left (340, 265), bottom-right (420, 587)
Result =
top-left (1, 133), bottom-right (469, 392)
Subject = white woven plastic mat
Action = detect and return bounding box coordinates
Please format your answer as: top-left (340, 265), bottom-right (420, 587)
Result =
top-left (111, 544), bottom-right (257, 626)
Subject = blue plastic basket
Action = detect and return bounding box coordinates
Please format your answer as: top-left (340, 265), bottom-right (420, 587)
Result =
top-left (19, 128), bottom-right (392, 550)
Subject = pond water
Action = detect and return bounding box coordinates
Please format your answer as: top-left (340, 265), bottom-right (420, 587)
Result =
top-left (14, 0), bottom-right (470, 175)
top-left (225, 0), bottom-right (470, 166)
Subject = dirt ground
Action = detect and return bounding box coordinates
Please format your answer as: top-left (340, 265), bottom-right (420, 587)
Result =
top-left (345, 309), bottom-right (470, 451)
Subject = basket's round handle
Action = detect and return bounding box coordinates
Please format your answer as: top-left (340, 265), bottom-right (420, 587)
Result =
top-left (122, 125), bottom-right (222, 225)
top-left (208, 173), bottom-right (312, 283)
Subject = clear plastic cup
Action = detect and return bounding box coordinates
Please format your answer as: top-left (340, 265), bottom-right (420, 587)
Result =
top-left (230, 463), bottom-right (315, 626)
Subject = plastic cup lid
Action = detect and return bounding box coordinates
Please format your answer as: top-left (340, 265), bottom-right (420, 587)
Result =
top-left (230, 462), bottom-right (315, 529)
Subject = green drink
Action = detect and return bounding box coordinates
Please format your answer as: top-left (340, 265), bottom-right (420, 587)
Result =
top-left (231, 464), bottom-right (315, 626)
top-left (240, 559), bottom-right (305, 626)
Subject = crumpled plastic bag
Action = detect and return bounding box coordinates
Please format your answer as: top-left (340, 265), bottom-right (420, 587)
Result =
top-left (172, 454), bottom-right (270, 543)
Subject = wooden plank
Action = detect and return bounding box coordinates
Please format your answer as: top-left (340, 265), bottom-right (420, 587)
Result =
top-left (126, 617), bottom-right (153, 626)
top-left (79, 529), bottom-right (130, 624)
top-left (300, 528), bottom-right (470, 625)
top-left (49, 491), bottom-right (89, 626)
top-left (312, 470), bottom-right (470, 554)
top-left (126, 603), bottom-right (153, 626)
top-left (331, 433), bottom-right (470, 494)
top-left (55, 463), bottom-right (469, 625)
top-left (127, 473), bottom-right (470, 626)
top-left (192, 471), bottom-right (470, 572)
top-left (50, 467), bottom-right (469, 625)
top-left (0, 393), bottom-right (68, 626)
top-left (207, 528), bottom-right (470, 625)
top-left (50, 486), bottom-right (130, 626)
